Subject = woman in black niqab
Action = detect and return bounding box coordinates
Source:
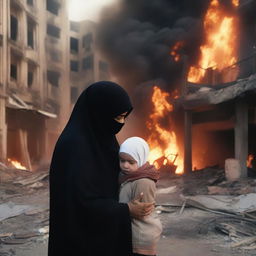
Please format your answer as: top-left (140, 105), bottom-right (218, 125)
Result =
top-left (48, 81), bottom-right (133, 256)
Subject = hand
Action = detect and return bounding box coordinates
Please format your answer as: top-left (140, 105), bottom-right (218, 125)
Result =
top-left (127, 192), bottom-right (154, 220)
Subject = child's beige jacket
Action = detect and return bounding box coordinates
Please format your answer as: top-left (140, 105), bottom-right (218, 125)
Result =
top-left (119, 178), bottom-right (162, 255)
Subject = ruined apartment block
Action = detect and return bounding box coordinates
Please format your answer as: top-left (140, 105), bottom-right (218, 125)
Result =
top-left (69, 20), bottom-right (110, 105)
top-left (0, 0), bottom-right (70, 170)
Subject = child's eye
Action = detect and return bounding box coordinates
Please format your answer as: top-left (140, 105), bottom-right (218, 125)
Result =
top-left (129, 161), bottom-right (136, 164)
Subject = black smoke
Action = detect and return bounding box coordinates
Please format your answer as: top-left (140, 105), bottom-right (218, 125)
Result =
top-left (96, 0), bottom-right (211, 92)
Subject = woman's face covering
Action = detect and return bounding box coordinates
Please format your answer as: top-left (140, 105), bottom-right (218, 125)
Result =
top-left (71, 82), bottom-right (132, 135)
top-left (86, 84), bottom-right (132, 134)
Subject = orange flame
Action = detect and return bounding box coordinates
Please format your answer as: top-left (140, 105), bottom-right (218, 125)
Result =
top-left (188, 0), bottom-right (239, 83)
top-left (146, 86), bottom-right (183, 174)
top-left (8, 158), bottom-right (27, 170)
top-left (170, 41), bottom-right (184, 62)
top-left (232, 0), bottom-right (239, 7)
top-left (247, 154), bottom-right (254, 168)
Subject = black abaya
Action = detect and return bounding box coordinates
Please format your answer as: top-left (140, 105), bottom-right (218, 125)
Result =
top-left (48, 81), bottom-right (133, 256)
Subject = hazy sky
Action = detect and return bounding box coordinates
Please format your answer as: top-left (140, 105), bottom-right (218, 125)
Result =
top-left (68, 0), bottom-right (119, 21)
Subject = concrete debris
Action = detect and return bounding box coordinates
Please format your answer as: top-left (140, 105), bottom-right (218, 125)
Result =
top-left (0, 233), bottom-right (13, 238)
top-left (0, 202), bottom-right (36, 222)
top-left (183, 193), bottom-right (256, 213)
top-left (38, 226), bottom-right (49, 235)
top-left (14, 172), bottom-right (49, 186)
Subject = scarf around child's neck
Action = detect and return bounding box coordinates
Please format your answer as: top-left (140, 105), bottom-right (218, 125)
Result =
top-left (119, 162), bottom-right (160, 185)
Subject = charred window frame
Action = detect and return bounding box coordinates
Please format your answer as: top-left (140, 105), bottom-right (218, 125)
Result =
top-left (27, 18), bottom-right (35, 49)
top-left (82, 55), bottom-right (93, 70)
top-left (10, 15), bottom-right (18, 41)
top-left (71, 87), bottom-right (79, 103)
top-left (82, 33), bottom-right (93, 51)
top-left (46, 0), bottom-right (59, 15)
top-left (47, 24), bottom-right (60, 38)
top-left (47, 70), bottom-right (60, 87)
top-left (70, 37), bottom-right (78, 54)
top-left (70, 61), bottom-right (79, 72)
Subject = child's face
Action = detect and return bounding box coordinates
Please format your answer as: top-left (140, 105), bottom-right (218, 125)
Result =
top-left (119, 152), bottom-right (138, 173)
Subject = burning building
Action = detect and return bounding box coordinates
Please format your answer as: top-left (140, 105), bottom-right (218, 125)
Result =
top-left (179, 0), bottom-right (256, 177)
top-left (0, 0), bottom-right (71, 170)
top-left (96, 0), bottom-right (256, 177)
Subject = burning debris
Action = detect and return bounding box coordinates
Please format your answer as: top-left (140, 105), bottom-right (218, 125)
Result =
top-left (146, 86), bottom-right (183, 174)
top-left (7, 159), bottom-right (27, 171)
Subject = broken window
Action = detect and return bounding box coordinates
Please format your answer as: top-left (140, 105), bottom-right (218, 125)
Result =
top-left (27, 64), bottom-right (35, 88)
top-left (47, 24), bottom-right (60, 38)
top-left (27, 0), bottom-right (33, 5)
top-left (10, 53), bottom-right (20, 81)
top-left (11, 15), bottom-right (18, 41)
top-left (71, 87), bottom-right (78, 103)
top-left (10, 64), bottom-right (17, 80)
top-left (27, 71), bottom-right (33, 88)
top-left (27, 19), bottom-right (35, 49)
top-left (82, 33), bottom-right (93, 51)
top-left (46, 0), bottom-right (59, 15)
top-left (70, 61), bottom-right (79, 72)
top-left (70, 37), bottom-right (78, 53)
top-left (82, 55), bottom-right (93, 70)
top-left (47, 70), bottom-right (60, 87)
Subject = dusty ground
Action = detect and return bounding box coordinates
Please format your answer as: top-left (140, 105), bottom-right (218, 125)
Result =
top-left (156, 194), bottom-right (256, 256)
top-left (0, 170), bottom-right (256, 256)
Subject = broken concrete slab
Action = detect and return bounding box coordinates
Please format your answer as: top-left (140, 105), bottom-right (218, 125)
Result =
top-left (183, 193), bottom-right (256, 213)
top-left (0, 202), bottom-right (36, 222)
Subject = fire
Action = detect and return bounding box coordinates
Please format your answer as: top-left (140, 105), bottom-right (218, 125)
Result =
top-left (170, 41), bottom-right (184, 62)
top-left (8, 158), bottom-right (27, 170)
top-left (146, 86), bottom-right (183, 174)
top-left (232, 0), bottom-right (239, 7)
top-left (188, 0), bottom-right (239, 83)
top-left (247, 154), bottom-right (254, 168)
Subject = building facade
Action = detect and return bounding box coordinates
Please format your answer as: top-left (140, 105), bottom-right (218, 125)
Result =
top-left (69, 20), bottom-right (110, 105)
top-left (0, 0), bottom-right (70, 169)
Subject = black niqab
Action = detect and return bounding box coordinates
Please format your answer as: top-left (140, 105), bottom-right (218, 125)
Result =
top-left (48, 81), bottom-right (133, 256)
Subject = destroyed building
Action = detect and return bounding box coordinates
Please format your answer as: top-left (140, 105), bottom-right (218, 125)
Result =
top-left (0, 0), bottom-right (71, 170)
top-left (69, 20), bottom-right (110, 105)
top-left (179, 0), bottom-right (256, 177)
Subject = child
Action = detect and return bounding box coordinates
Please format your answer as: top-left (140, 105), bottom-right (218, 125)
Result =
top-left (119, 137), bottom-right (162, 256)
